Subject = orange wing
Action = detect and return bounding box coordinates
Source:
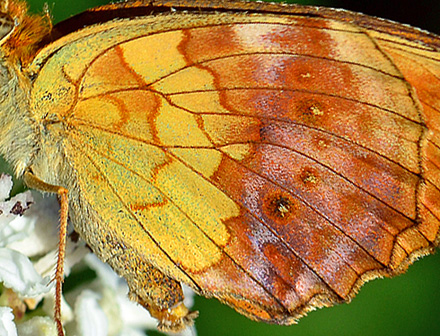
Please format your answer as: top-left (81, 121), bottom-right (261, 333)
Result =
top-left (26, 0), bottom-right (440, 327)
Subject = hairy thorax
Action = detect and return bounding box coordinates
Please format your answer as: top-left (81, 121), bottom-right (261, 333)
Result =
top-left (0, 59), bottom-right (37, 177)
top-left (0, 56), bottom-right (69, 191)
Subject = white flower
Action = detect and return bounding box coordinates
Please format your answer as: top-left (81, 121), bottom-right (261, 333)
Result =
top-left (0, 176), bottom-right (53, 297)
top-left (0, 174), bottom-right (197, 336)
top-left (16, 316), bottom-right (57, 336)
top-left (0, 307), bottom-right (17, 336)
top-left (0, 174), bottom-right (59, 334)
top-left (0, 247), bottom-right (51, 297)
top-left (0, 175), bottom-right (35, 248)
top-left (69, 254), bottom-right (197, 336)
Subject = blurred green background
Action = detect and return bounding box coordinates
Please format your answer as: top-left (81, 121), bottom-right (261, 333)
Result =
top-left (2, 0), bottom-right (439, 335)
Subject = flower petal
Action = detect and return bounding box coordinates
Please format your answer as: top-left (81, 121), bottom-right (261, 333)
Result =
top-left (7, 193), bottom-right (59, 257)
top-left (0, 175), bottom-right (13, 202)
top-left (16, 316), bottom-right (57, 336)
top-left (0, 248), bottom-right (51, 297)
top-left (0, 188), bottom-right (34, 247)
top-left (0, 307), bottom-right (18, 336)
top-left (75, 289), bottom-right (109, 336)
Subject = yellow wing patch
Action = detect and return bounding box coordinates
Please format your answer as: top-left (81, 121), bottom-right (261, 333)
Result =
top-left (121, 31), bottom-right (188, 84)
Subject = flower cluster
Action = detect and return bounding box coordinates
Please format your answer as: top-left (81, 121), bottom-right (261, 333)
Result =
top-left (0, 174), bottom-right (196, 336)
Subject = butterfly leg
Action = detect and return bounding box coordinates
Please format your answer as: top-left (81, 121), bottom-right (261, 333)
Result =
top-left (23, 171), bottom-right (68, 336)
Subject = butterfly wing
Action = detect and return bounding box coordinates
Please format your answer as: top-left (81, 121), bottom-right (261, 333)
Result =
top-left (28, 2), bottom-right (440, 327)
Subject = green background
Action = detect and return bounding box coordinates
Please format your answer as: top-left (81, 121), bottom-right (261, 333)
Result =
top-left (3, 0), bottom-right (440, 335)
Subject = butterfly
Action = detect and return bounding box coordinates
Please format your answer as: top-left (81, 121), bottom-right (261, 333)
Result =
top-left (0, 0), bottom-right (439, 335)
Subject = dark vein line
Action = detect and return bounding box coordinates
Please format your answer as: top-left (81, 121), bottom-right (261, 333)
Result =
top-left (212, 146), bottom-right (388, 271)
top-left (70, 117), bottom-right (419, 219)
top-left (428, 137), bottom-right (440, 151)
top-left (71, 113), bottom-right (421, 184)
top-left (220, 144), bottom-right (400, 253)
top-left (70, 134), bottom-right (292, 310)
top-left (261, 140), bottom-right (416, 224)
top-left (73, 119), bottom-right (416, 264)
top-left (419, 181), bottom-right (440, 246)
top-left (74, 86), bottom-right (424, 179)
top-left (80, 85), bottom-right (422, 128)
top-left (143, 51), bottom-right (406, 89)
top-left (162, 147), bottom-right (362, 291)
top-left (420, 98), bottom-right (440, 114)
top-left (375, 39), bottom-right (440, 62)
top-left (420, 201), bottom-right (440, 227)
top-left (425, 174), bottom-right (440, 195)
top-left (52, 19), bottom-right (426, 84)
top-left (160, 91), bottom-right (422, 159)
top-left (426, 154), bottom-right (440, 172)
top-left (384, 44), bottom-right (440, 86)
top-left (70, 141), bottom-right (203, 292)
top-left (70, 127), bottom-right (348, 299)
top-left (73, 123), bottom-right (389, 276)
top-left (362, 27), bottom-right (429, 258)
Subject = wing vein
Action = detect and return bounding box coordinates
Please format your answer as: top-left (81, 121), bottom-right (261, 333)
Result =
top-left (70, 133), bottom-right (294, 311)
top-left (70, 140), bottom-right (203, 292)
